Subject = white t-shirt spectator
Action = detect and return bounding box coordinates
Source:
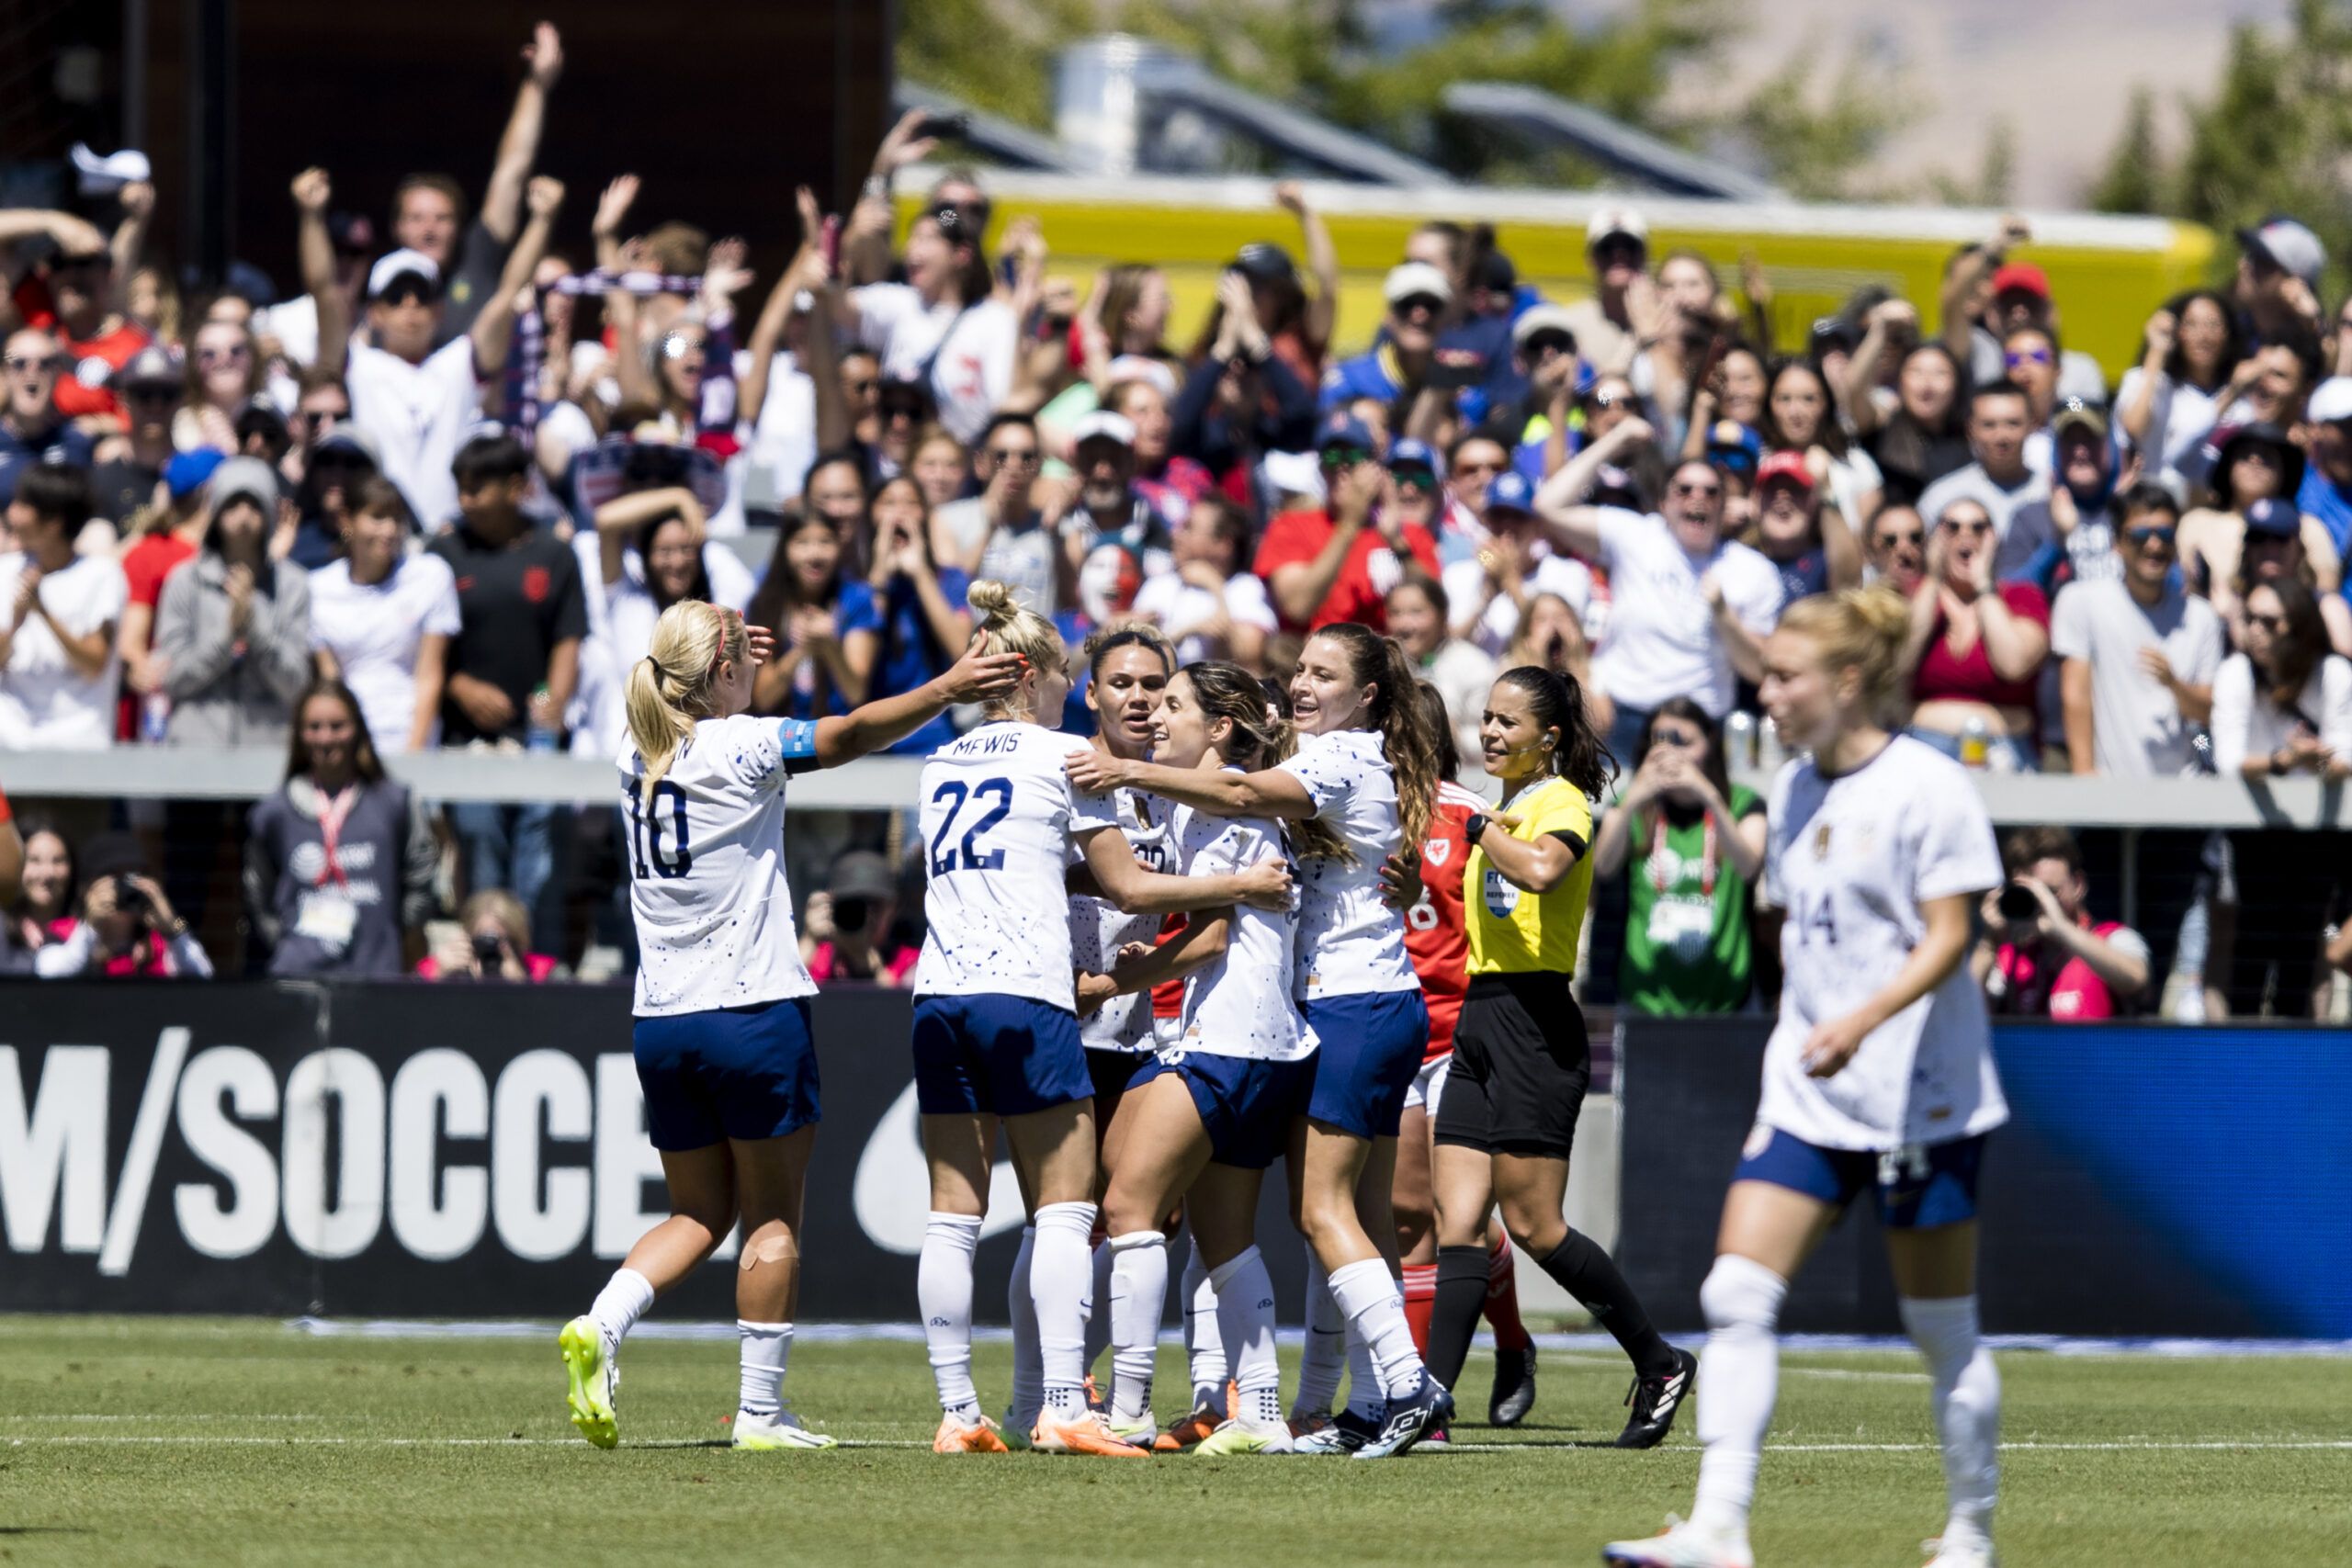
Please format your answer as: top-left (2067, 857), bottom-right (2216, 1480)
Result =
top-left (1917, 462), bottom-right (2053, 581)
top-left (2048, 578), bottom-right (2225, 776)
top-left (570, 535), bottom-right (759, 761)
top-left (933, 498), bottom-right (1057, 614)
top-left (2114, 366), bottom-right (2227, 482)
top-left (1416, 637), bottom-right (1499, 779)
top-left (346, 337), bottom-right (481, 531)
top-left (1588, 507), bottom-right (1783, 718)
top-left (307, 551), bottom-right (463, 751)
top-left (850, 285), bottom-right (1017, 446)
top-left (1130, 569), bottom-right (1278, 666)
top-left (2207, 651), bottom-right (2352, 774)
top-left (1443, 552), bottom-right (1594, 659)
top-left (0, 551), bottom-right (128, 750)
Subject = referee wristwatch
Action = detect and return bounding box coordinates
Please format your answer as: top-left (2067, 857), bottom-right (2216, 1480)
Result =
top-left (1464, 813), bottom-right (1489, 845)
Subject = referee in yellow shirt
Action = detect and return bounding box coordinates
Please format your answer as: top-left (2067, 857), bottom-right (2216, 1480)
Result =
top-left (1422, 665), bottom-right (1695, 1448)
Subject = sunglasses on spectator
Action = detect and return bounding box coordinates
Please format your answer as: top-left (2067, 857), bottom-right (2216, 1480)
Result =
top-left (1396, 470), bottom-right (1439, 493)
top-left (297, 408), bottom-right (346, 427)
top-left (1650, 726), bottom-right (1704, 749)
top-left (1392, 294), bottom-right (1444, 317)
top-left (2125, 525), bottom-right (2177, 547)
top-left (198, 344), bottom-right (251, 367)
top-left (125, 384), bottom-right (178, 403)
top-left (1670, 479), bottom-right (1722, 498)
top-left (1876, 526), bottom-right (1925, 546)
top-left (2249, 612), bottom-right (2289, 632)
top-left (1594, 238), bottom-right (1645, 264)
top-left (1322, 446), bottom-right (1373, 469)
top-left (2004, 346), bottom-right (2053, 367)
top-left (4, 355), bottom-right (62, 375)
top-left (1942, 517), bottom-right (1994, 536)
top-left (1524, 332), bottom-right (1573, 358)
top-left (1453, 457), bottom-right (1503, 477)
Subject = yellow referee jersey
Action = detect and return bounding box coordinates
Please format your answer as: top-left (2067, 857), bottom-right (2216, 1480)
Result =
top-left (1465, 775), bottom-right (1596, 976)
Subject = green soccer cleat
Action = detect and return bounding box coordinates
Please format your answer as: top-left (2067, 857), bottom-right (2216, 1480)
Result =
top-left (1103, 1414), bottom-right (1158, 1449)
top-left (558, 1315), bottom-right (618, 1450)
top-left (1191, 1418), bottom-right (1295, 1456)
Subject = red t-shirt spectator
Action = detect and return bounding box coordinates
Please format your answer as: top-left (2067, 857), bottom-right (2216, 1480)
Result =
top-left (1990, 915), bottom-right (2149, 1021)
top-left (1253, 508), bottom-right (1441, 634)
top-left (13, 279), bottom-right (152, 421)
top-left (115, 532), bottom-right (198, 739)
top-left (1915, 581), bottom-right (2050, 713)
top-left (1404, 780), bottom-right (1485, 1060)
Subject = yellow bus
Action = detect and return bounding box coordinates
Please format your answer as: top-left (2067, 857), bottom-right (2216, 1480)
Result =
top-left (905, 170), bottom-right (2215, 378)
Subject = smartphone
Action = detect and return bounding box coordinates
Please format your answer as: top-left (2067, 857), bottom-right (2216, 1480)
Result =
top-left (820, 214), bottom-right (842, 271)
top-left (913, 111), bottom-right (970, 142)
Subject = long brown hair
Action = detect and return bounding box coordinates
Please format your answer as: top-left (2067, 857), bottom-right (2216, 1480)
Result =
top-left (1494, 665), bottom-right (1615, 799)
top-left (1306, 623), bottom-right (1440, 848)
top-left (284, 677), bottom-right (386, 786)
top-left (2250, 576), bottom-right (2329, 710)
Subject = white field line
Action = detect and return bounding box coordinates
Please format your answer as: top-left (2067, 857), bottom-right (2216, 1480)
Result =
top-left (1534, 1350), bottom-right (1924, 1382)
top-left (7, 1434), bottom-right (2350, 1454)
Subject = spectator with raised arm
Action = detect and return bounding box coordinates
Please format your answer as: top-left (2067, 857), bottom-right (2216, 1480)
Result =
top-left (1974, 826), bottom-right (2151, 1021)
top-left (153, 457), bottom-right (312, 747)
top-left (2117, 290), bottom-right (2244, 483)
top-left (2052, 483), bottom-right (2224, 777)
top-left (850, 474), bottom-right (973, 756)
top-left (8, 186), bottom-right (153, 423)
top-left (1170, 268), bottom-right (1317, 487)
top-left (33, 832), bottom-right (210, 979)
top-left (843, 201), bottom-right (1014, 446)
top-left (1532, 418), bottom-right (1782, 759)
top-left (1899, 496), bottom-right (2051, 772)
top-left (300, 166), bottom-right (561, 529)
top-left (1560, 208), bottom-right (1650, 377)
top-left (1253, 412), bottom-right (1440, 635)
top-left (2178, 423), bottom-right (2340, 636)
top-left (0, 464), bottom-right (124, 750)
top-left (748, 510), bottom-right (873, 723)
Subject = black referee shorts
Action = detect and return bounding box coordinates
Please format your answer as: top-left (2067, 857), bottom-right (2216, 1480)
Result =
top-left (1432, 971), bottom-right (1590, 1159)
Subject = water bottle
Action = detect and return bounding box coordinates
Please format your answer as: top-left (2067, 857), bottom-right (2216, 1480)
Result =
top-left (1959, 716), bottom-right (1991, 769)
top-left (1724, 711), bottom-right (1757, 771)
top-left (140, 691), bottom-right (171, 744)
top-left (1756, 716), bottom-right (1786, 771)
top-left (525, 682), bottom-right (559, 753)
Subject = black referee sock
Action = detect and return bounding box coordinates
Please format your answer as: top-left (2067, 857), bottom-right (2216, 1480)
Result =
top-left (1425, 1245), bottom-right (1491, 1392)
top-left (1536, 1229), bottom-right (1676, 1378)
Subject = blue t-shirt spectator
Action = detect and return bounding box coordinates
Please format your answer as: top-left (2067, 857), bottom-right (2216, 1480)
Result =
top-left (869, 565), bottom-right (971, 753)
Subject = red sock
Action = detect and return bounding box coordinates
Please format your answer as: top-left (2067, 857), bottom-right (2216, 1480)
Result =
top-left (1483, 1234), bottom-right (1532, 1351)
top-left (1401, 1262), bottom-right (1437, 1356)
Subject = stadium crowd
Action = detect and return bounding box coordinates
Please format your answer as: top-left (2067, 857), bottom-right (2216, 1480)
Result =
top-left (0, 21), bottom-right (2346, 1014)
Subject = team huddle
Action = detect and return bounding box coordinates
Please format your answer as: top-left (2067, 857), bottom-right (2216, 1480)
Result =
top-left (551, 576), bottom-right (2009, 1568)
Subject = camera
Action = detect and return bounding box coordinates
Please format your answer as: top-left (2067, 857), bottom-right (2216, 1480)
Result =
top-left (471, 931), bottom-right (505, 965)
top-left (912, 111), bottom-right (969, 142)
top-left (1997, 882), bottom-right (2042, 922)
top-left (113, 874), bottom-right (149, 913)
top-left (831, 897), bottom-right (871, 935)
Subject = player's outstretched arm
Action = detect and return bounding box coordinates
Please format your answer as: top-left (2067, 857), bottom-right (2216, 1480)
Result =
top-left (805, 644), bottom-right (1024, 769)
top-left (1065, 752), bottom-right (1317, 821)
top-left (1080, 827), bottom-right (1289, 916)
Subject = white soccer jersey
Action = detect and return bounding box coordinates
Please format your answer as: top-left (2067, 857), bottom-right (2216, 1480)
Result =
top-left (1171, 793), bottom-right (1313, 1062)
top-left (1275, 728), bottom-right (1419, 1002)
top-left (619, 715), bottom-right (820, 1019)
top-left (1758, 735), bottom-right (2007, 1151)
top-left (1067, 784), bottom-right (1177, 1053)
top-left (914, 721), bottom-right (1122, 1010)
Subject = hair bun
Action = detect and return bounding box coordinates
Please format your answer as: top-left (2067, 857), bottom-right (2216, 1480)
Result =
top-left (966, 578), bottom-right (1016, 621)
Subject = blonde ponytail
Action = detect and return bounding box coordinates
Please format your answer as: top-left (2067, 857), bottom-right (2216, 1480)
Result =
top-left (626, 599), bottom-right (747, 807)
top-left (1777, 584), bottom-right (1911, 719)
top-left (966, 579), bottom-right (1066, 720)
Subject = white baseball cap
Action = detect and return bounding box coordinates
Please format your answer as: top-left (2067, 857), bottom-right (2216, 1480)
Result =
top-left (367, 248), bottom-right (442, 301)
top-left (1384, 261), bottom-right (1453, 308)
top-left (1587, 206), bottom-right (1649, 250)
top-left (1070, 410), bottom-right (1136, 449)
top-left (2309, 376), bottom-right (2352, 425)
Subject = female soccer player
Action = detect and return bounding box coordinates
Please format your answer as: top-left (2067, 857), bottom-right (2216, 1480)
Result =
top-left (1068, 622), bottom-right (1449, 1458)
top-left (1423, 668), bottom-right (1691, 1448)
top-left (1604, 587), bottom-right (2007, 1568)
top-left (1064, 626), bottom-right (1177, 1418)
top-left (560, 600), bottom-right (1020, 1451)
top-left (1087, 660), bottom-right (1319, 1455)
top-left (1395, 683), bottom-right (1538, 1429)
top-left (915, 583), bottom-right (1290, 1458)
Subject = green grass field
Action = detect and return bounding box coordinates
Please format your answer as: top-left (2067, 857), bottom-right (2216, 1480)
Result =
top-left (2, 1317), bottom-right (2347, 1567)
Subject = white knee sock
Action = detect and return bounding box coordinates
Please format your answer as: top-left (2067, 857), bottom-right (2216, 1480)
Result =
top-left (1008, 1224), bottom-right (1042, 1428)
top-left (1690, 1255), bottom-right (1787, 1540)
top-left (1326, 1257), bottom-right (1424, 1402)
top-left (1211, 1246), bottom-right (1283, 1429)
top-left (1032, 1201), bottom-right (1099, 1417)
top-left (1293, 1247), bottom-right (1348, 1420)
top-left (737, 1320), bottom-right (791, 1419)
top-left (918, 1212), bottom-right (983, 1417)
top-left (1343, 1325), bottom-right (1381, 1416)
top-left (1106, 1230), bottom-right (1167, 1424)
top-left (1082, 1237), bottom-right (1114, 1379)
top-left (1182, 1236), bottom-right (1227, 1414)
top-left (1902, 1295), bottom-right (2000, 1547)
top-left (588, 1267), bottom-right (654, 1348)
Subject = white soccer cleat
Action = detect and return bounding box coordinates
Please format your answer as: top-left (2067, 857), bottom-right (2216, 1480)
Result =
top-left (1919, 1535), bottom-right (1996, 1568)
top-left (731, 1407), bottom-right (840, 1450)
top-left (1600, 1517), bottom-right (1755, 1568)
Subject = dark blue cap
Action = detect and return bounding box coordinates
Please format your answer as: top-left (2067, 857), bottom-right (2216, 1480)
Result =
top-left (1386, 437), bottom-right (1436, 473)
top-left (1705, 420), bottom-right (1762, 473)
top-left (1486, 470), bottom-right (1535, 513)
top-left (2244, 496), bottom-right (2300, 539)
top-left (1317, 412), bottom-right (1376, 454)
top-left (164, 448), bottom-right (227, 501)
